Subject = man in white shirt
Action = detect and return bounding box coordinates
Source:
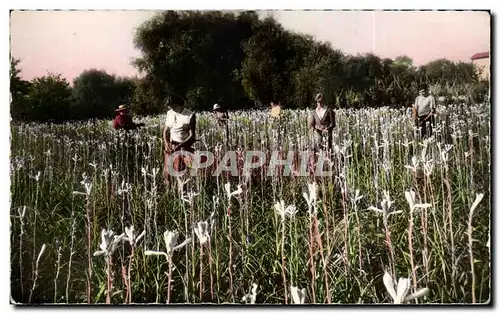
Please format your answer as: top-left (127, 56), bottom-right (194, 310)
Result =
top-left (413, 85), bottom-right (436, 138)
top-left (163, 94), bottom-right (196, 174)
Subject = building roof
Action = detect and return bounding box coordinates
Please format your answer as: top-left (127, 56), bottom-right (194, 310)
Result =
top-left (471, 52), bottom-right (489, 60)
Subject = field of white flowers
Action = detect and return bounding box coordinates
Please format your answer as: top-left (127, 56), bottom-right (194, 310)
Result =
top-left (10, 103), bottom-right (490, 304)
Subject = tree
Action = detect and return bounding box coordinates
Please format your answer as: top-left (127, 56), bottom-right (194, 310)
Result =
top-left (10, 57), bottom-right (31, 121)
top-left (72, 69), bottom-right (122, 119)
top-left (114, 76), bottom-right (136, 107)
top-left (26, 73), bottom-right (72, 122)
top-left (131, 75), bottom-right (161, 115)
top-left (133, 10), bottom-right (258, 111)
top-left (240, 17), bottom-right (291, 105)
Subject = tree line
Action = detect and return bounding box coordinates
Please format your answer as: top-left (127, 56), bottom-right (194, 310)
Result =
top-left (10, 10), bottom-right (489, 123)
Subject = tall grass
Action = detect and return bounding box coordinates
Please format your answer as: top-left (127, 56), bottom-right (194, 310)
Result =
top-left (9, 102), bottom-right (490, 304)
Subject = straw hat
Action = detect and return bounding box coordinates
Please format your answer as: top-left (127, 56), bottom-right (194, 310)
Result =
top-left (115, 104), bottom-right (128, 112)
top-left (213, 103), bottom-right (222, 111)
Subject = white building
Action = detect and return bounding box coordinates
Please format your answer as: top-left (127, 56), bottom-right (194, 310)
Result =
top-left (471, 52), bottom-right (490, 81)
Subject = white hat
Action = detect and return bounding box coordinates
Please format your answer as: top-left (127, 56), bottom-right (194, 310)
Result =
top-left (213, 103), bottom-right (222, 111)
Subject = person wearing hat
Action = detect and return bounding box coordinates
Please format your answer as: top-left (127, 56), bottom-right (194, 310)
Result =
top-left (307, 93), bottom-right (336, 152)
top-left (413, 84), bottom-right (436, 138)
top-left (112, 105), bottom-right (144, 130)
top-left (213, 103), bottom-right (230, 145)
top-left (163, 94), bottom-right (197, 175)
top-left (112, 104), bottom-right (144, 183)
top-left (213, 103), bottom-right (229, 126)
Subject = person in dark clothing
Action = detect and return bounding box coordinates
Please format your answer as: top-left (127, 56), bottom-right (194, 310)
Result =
top-left (112, 105), bottom-right (144, 130)
top-left (112, 105), bottom-right (144, 184)
top-left (307, 93), bottom-right (336, 152)
top-left (213, 103), bottom-right (229, 126)
top-left (213, 103), bottom-right (230, 145)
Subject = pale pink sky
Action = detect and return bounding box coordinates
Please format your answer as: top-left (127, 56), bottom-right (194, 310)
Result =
top-left (10, 10), bottom-right (490, 83)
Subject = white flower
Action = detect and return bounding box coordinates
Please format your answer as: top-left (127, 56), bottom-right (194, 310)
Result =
top-left (286, 204), bottom-right (298, 217)
top-left (401, 140), bottom-right (413, 148)
top-left (117, 180), bottom-right (132, 195)
top-left (224, 182), bottom-right (243, 200)
top-left (440, 150), bottom-right (449, 164)
top-left (290, 285), bottom-right (306, 304)
top-left (383, 271), bottom-right (429, 304)
top-left (164, 230), bottom-right (188, 255)
top-left (274, 200), bottom-right (297, 221)
top-left (144, 229), bottom-right (191, 258)
top-left (303, 182), bottom-right (318, 216)
top-left (123, 225), bottom-right (146, 247)
top-left (404, 156), bottom-right (419, 172)
top-left (404, 190), bottom-right (432, 213)
top-left (241, 283), bottom-right (258, 304)
top-left (368, 191), bottom-right (401, 219)
top-left (194, 221), bottom-right (210, 245)
top-left (423, 159), bottom-right (434, 177)
top-left (93, 229), bottom-right (125, 257)
top-left (213, 195), bottom-right (220, 209)
top-left (164, 230), bottom-right (191, 256)
top-left (182, 190), bottom-right (200, 205)
top-left (144, 250), bottom-right (168, 258)
top-left (351, 189), bottom-right (363, 203)
top-left (80, 173), bottom-right (93, 196)
top-left (36, 244), bottom-right (46, 265)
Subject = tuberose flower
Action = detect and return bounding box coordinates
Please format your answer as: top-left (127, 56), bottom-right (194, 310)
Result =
top-left (94, 229), bottom-right (125, 257)
top-left (123, 225), bottom-right (146, 247)
top-left (144, 230), bottom-right (191, 258)
top-left (274, 200), bottom-right (297, 221)
top-left (290, 285), bottom-right (306, 304)
top-left (224, 182), bottom-right (243, 200)
top-left (303, 182), bottom-right (318, 216)
top-left (383, 271), bottom-right (429, 304)
top-left (404, 190), bottom-right (432, 213)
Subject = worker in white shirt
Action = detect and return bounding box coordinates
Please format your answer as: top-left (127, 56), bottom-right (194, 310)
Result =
top-left (307, 93), bottom-right (336, 152)
top-left (163, 94), bottom-right (196, 174)
top-left (413, 84), bottom-right (436, 138)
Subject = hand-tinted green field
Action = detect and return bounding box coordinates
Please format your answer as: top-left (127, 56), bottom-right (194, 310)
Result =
top-left (10, 103), bottom-right (490, 304)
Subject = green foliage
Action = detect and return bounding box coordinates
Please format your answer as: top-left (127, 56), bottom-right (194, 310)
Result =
top-left (9, 11), bottom-right (491, 122)
top-left (131, 76), bottom-right (161, 115)
top-left (133, 10), bottom-right (258, 111)
top-left (72, 69), bottom-right (135, 120)
top-left (24, 73), bottom-right (72, 122)
top-left (10, 57), bottom-right (32, 121)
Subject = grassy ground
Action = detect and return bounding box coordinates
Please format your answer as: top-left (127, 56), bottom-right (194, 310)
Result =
top-left (9, 103), bottom-right (490, 304)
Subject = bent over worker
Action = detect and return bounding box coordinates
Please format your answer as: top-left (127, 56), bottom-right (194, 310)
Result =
top-left (113, 105), bottom-right (144, 130)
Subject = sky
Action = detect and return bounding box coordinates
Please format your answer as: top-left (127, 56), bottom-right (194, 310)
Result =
top-left (10, 10), bottom-right (490, 83)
